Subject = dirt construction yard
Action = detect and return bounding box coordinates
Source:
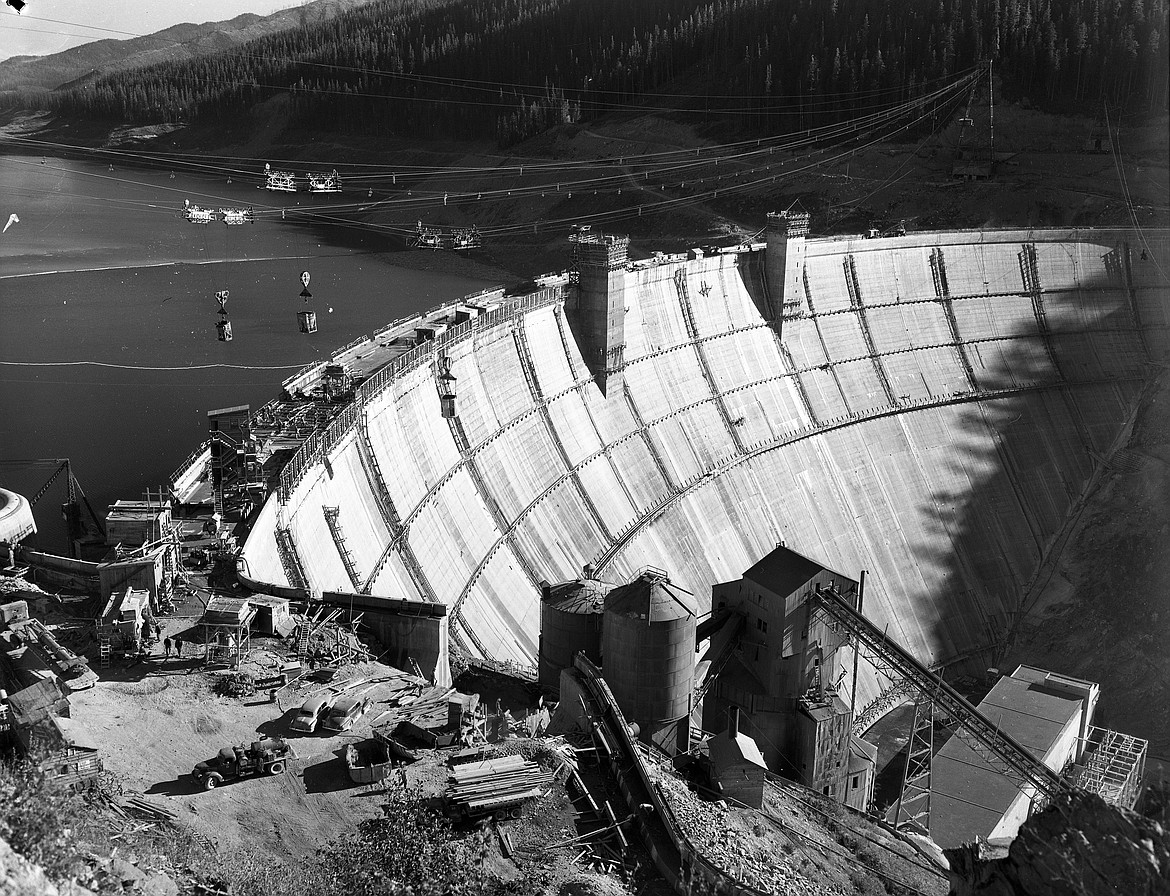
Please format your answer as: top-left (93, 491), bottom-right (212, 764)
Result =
top-left (69, 651), bottom-right (426, 861)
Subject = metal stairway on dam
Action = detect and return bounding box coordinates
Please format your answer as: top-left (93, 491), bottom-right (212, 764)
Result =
top-left (930, 247), bottom-right (980, 392)
top-left (322, 505), bottom-right (361, 591)
top-left (809, 584), bottom-right (1074, 831)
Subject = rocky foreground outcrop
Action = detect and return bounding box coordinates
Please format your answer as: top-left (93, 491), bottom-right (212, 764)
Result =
top-left (945, 791), bottom-right (1169, 896)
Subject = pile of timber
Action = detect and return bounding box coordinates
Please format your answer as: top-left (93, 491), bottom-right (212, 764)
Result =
top-left (444, 754), bottom-right (552, 820)
top-left (119, 795), bottom-right (178, 821)
top-left (371, 684), bottom-right (451, 731)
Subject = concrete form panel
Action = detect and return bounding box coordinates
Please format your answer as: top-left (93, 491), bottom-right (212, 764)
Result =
top-left (627, 265), bottom-right (691, 360)
top-left (850, 249), bottom-right (906, 304)
top-left (721, 379), bottom-right (807, 445)
top-left (945, 243), bottom-right (1020, 296)
top-left (524, 305), bottom-right (577, 396)
top-left (951, 295), bottom-right (1038, 341)
top-left (1074, 382), bottom-right (1141, 454)
top-left (1052, 331), bottom-right (1149, 382)
top-left (474, 325), bottom-right (534, 431)
top-left (654, 403), bottom-right (735, 474)
top-left (514, 481), bottom-right (607, 583)
top-left (833, 360), bottom-right (888, 414)
top-left (240, 499), bottom-right (287, 587)
top-left (702, 328), bottom-right (779, 391)
top-left (576, 454), bottom-right (639, 535)
top-left (397, 372), bottom-right (462, 485)
top-left (884, 347), bottom-right (970, 401)
top-left (893, 249), bottom-right (937, 300)
top-left (780, 318), bottom-right (829, 370)
top-left (459, 549), bottom-right (538, 661)
top-left (817, 314), bottom-right (870, 362)
top-left (608, 437), bottom-right (671, 512)
top-left (967, 338), bottom-right (1057, 390)
top-left (624, 348), bottom-right (711, 421)
top-left (426, 468), bottom-right (500, 570)
top-left (409, 505), bottom-right (474, 604)
top-left (547, 391), bottom-right (604, 466)
top-left (580, 383), bottom-right (639, 445)
top-left (446, 340), bottom-right (495, 447)
top-left (803, 257), bottom-right (852, 314)
top-left (368, 549), bottom-right (423, 603)
top-left (865, 303), bottom-right (953, 353)
top-left (323, 439), bottom-right (393, 578)
top-left (684, 255), bottom-right (757, 336)
top-left (801, 367), bottom-right (851, 420)
top-left (476, 414), bottom-right (565, 521)
top-left (288, 484), bottom-right (351, 593)
top-left (647, 415), bottom-right (705, 484)
top-left (367, 378), bottom-right (431, 513)
top-left (1045, 288), bottom-right (1129, 331)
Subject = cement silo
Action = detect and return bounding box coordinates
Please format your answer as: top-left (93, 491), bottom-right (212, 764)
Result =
top-left (537, 575), bottom-right (608, 695)
top-left (601, 567), bottom-right (697, 754)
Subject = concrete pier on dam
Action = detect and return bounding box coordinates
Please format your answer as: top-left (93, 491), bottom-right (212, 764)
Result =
top-left (239, 220), bottom-right (1169, 720)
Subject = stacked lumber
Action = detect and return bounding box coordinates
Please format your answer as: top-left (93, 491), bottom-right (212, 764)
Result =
top-left (120, 795), bottom-right (178, 821)
top-left (444, 755), bottom-right (552, 819)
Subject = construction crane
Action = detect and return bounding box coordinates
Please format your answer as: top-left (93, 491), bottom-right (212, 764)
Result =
top-left (810, 585), bottom-right (1073, 835)
top-left (0, 458), bottom-right (106, 540)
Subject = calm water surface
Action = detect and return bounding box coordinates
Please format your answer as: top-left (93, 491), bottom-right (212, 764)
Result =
top-left (0, 154), bottom-right (498, 549)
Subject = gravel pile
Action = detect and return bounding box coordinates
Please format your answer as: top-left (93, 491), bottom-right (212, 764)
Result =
top-left (651, 768), bottom-right (842, 896)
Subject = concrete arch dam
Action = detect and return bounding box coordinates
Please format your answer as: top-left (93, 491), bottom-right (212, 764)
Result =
top-left (241, 226), bottom-right (1169, 715)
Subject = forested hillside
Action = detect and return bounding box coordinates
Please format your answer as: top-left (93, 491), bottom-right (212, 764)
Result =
top-left (0, 0), bottom-right (376, 94)
top-left (30, 0), bottom-right (1169, 144)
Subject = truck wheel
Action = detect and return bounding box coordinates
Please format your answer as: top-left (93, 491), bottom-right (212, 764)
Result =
top-left (268, 761), bottom-right (285, 776)
top-left (203, 774), bottom-right (222, 791)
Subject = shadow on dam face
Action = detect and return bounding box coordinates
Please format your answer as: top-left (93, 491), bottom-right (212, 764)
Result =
top-left (910, 240), bottom-right (1161, 685)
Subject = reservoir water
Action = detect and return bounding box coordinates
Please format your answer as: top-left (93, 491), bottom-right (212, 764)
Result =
top-left (0, 154), bottom-right (500, 550)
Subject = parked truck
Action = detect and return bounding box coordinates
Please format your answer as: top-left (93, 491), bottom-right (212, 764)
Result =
top-left (192, 737), bottom-right (291, 790)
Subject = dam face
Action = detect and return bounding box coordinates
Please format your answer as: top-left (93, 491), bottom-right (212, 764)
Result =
top-left (241, 227), bottom-right (1168, 717)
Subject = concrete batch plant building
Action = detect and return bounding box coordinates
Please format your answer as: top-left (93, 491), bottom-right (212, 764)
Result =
top-left (205, 215), bottom-right (1167, 810)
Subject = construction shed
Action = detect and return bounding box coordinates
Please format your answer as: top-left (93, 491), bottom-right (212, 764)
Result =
top-left (96, 587), bottom-right (152, 653)
top-left (105, 500), bottom-right (171, 548)
top-left (37, 716), bottom-right (103, 786)
top-left (200, 596), bottom-right (256, 665)
top-left (925, 665), bottom-right (1109, 848)
top-left (708, 707), bottom-right (768, 809)
top-left (246, 594), bottom-right (294, 636)
top-left (98, 547), bottom-right (171, 613)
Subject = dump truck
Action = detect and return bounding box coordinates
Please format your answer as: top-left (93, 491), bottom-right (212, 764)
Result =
top-left (192, 737), bottom-right (291, 790)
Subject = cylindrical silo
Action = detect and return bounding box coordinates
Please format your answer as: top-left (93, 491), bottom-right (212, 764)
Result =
top-left (538, 577), bottom-right (608, 695)
top-left (601, 568), bottom-right (697, 754)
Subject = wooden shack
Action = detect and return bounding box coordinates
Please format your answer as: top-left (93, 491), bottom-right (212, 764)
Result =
top-left (200, 596), bottom-right (256, 665)
top-left (246, 594), bottom-right (294, 636)
top-left (105, 500), bottom-right (171, 547)
top-left (96, 587), bottom-right (151, 651)
top-left (708, 707), bottom-right (768, 809)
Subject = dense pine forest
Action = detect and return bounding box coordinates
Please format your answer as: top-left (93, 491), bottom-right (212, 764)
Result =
top-left (31, 0), bottom-right (1170, 144)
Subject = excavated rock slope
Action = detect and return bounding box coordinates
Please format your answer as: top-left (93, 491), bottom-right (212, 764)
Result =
top-left (945, 792), bottom-right (1170, 896)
